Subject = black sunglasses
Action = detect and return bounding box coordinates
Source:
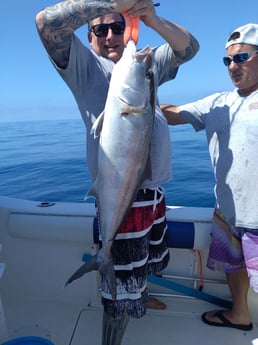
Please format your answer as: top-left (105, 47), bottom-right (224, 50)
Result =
top-left (223, 50), bottom-right (258, 67)
top-left (89, 22), bottom-right (125, 38)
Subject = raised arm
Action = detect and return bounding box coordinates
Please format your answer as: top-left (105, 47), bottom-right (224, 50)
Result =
top-left (127, 1), bottom-right (200, 64)
top-left (160, 104), bottom-right (187, 125)
top-left (35, 0), bottom-right (137, 68)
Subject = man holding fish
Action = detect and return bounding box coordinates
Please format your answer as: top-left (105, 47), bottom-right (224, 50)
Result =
top-left (36, 0), bottom-right (199, 344)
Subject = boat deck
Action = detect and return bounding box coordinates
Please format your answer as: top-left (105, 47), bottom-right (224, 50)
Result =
top-left (2, 291), bottom-right (258, 345)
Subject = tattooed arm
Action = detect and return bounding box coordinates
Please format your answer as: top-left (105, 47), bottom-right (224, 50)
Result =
top-left (35, 0), bottom-right (137, 68)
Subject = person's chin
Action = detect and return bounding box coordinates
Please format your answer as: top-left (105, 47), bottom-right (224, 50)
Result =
top-left (107, 52), bottom-right (120, 63)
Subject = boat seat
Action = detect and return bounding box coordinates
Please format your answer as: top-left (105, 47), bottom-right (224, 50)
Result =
top-left (8, 208), bottom-right (212, 250)
top-left (93, 218), bottom-right (212, 250)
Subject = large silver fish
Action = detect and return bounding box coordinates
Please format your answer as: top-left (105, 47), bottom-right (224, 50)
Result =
top-left (66, 40), bottom-right (155, 299)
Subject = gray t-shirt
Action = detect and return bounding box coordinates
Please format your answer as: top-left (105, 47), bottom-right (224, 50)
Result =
top-left (180, 89), bottom-right (258, 229)
top-left (52, 35), bottom-right (178, 189)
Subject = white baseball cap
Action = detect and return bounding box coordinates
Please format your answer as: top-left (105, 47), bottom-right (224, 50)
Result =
top-left (225, 23), bottom-right (258, 48)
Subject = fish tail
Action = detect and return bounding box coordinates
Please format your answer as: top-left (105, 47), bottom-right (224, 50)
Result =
top-left (102, 311), bottom-right (130, 345)
top-left (65, 254), bottom-right (98, 286)
top-left (123, 12), bottom-right (139, 45)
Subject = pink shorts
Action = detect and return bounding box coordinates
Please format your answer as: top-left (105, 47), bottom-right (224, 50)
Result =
top-left (207, 209), bottom-right (258, 292)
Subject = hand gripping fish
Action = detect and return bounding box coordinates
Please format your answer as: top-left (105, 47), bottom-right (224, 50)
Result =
top-left (123, 3), bottom-right (161, 45)
top-left (65, 40), bottom-right (156, 300)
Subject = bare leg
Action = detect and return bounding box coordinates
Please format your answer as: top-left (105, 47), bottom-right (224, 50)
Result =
top-left (204, 268), bottom-right (251, 325)
top-left (225, 269), bottom-right (251, 324)
top-left (102, 311), bottom-right (130, 345)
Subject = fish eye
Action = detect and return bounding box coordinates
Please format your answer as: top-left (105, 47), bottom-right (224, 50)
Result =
top-left (146, 70), bottom-right (153, 79)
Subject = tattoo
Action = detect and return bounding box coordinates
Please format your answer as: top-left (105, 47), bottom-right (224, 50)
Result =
top-left (36, 0), bottom-right (115, 68)
top-left (173, 34), bottom-right (200, 65)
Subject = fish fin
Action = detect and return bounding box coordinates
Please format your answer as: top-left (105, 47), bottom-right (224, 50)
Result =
top-left (100, 259), bottom-right (117, 300)
top-left (65, 251), bottom-right (117, 300)
top-left (87, 183), bottom-right (98, 200)
top-left (84, 184), bottom-right (97, 201)
top-left (91, 111), bottom-right (105, 138)
top-left (148, 69), bottom-right (156, 113)
top-left (120, 106), bottom-right (145, 115)
top-left (65, 254), bottom-right (99, 286)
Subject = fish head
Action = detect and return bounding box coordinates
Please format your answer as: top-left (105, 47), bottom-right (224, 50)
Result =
top-left (110, 40), bottom-right (154, 113)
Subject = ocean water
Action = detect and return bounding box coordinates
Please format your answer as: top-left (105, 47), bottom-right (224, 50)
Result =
top-left (0, 119), bottom-right (215, 207)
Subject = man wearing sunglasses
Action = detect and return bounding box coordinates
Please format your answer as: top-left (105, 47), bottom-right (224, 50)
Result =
top-left (36, 0), bottom-right (199, 343)
top-left (161, 23), bottom-right (258, 332)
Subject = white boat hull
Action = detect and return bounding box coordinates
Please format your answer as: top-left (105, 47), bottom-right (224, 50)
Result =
top-left (0, 196), bottom-right (257, 344)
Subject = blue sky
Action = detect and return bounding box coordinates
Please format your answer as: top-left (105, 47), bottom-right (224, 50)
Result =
top-left (1, 0), bottom-right (258, 122)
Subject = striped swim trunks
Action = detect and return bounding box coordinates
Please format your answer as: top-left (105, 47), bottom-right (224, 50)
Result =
top-left (100, 187), bottom-right (170, 318)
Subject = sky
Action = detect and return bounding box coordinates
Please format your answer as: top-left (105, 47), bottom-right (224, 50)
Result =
top-left (1, 0), bottom-right (258, 122)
